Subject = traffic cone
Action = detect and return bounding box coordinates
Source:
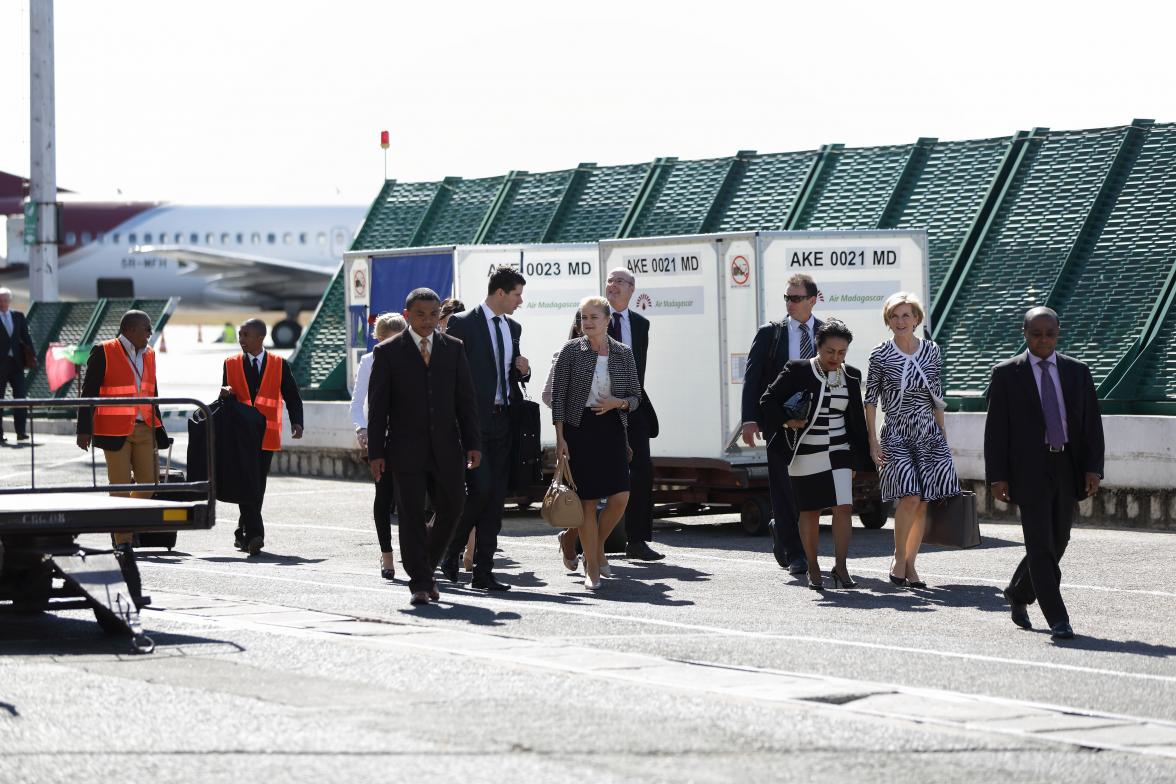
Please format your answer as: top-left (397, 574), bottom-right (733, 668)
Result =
top-left (197, 324), bottom-right (203, 343)
top-left (158, 332), bottom-right (167, 353)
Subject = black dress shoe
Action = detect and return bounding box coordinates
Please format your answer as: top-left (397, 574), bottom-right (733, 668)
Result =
top-left (471, 575), bottom-right (511, 591)
top-left (786, 557), bottom-right (808, 575)
top-left (439, 555), bottom-right (459, 583)
top-left (1050, 622), bottom-right (1075, 640)
top-left (246, 536), bottom-right (264, 556)
top-left (233, 531), bottom-right (247, 551)
top-left (624, 541), bottom-right (664, 561)
top-left (409, 591), bottom-right (430, 606)
top-left (768, 518), bottom-right (789, 568)
top-left (1003, 589), bottom-right (1032, 629)
top-left (16, 433), bottom-right (29, 441)
top-left (428, 582), bottom-right (440, 602)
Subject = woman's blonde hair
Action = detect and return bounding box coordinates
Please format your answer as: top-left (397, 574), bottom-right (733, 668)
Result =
top-left (372, 312), bottom-right (407, 341)
top-left (579, 295), bottom-right (610, 318)
top-left (882, 291), bottom-right (925, 326)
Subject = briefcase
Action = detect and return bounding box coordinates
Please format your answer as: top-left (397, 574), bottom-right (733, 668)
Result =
top-left (135, 462), bottom-right (186, 550)
top-left (509, 391), bottom-right (543, 493)
top-left (925, 491), bottom-right (981, 549)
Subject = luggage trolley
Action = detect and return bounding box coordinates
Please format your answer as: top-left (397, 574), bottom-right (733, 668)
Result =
top-left (0, 397), bottom-right (215, 654)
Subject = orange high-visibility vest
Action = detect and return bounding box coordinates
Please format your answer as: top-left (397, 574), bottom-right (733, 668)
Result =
top-left (93, 339), bottom-right (162, 436)
top-left (226, 353), bottom-right (285, 451)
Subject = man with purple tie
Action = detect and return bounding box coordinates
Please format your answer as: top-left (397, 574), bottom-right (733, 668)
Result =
top-left (984, 307), bottom-right (1104, 640)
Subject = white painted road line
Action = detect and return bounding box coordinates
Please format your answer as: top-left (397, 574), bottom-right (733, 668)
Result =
top-left (142, 562), bottom-right (1176, 686)
top-left (145, 589), bottom-right (1176, 761)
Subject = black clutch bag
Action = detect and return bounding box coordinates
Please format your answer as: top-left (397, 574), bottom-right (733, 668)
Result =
top-left (781, 390), bottom-right (812, 422)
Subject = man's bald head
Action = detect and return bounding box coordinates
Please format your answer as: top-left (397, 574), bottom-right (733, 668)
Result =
top-left (1023, 306), bottom-right (1060, 330)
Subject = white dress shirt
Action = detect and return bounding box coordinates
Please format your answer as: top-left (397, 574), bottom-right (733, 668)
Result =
top-left (1030, 351), bottom-right (1069, 443)
top-left (480, 303), bottom-right (512, 404)
top-left (409, 328), bottom-right (433, 359)
top-left (608, 306), bottom-right (633, 347)
top-left (350, 352), bottom-right (374, 430)
top-left (245, 349), bottom-right (266, 377)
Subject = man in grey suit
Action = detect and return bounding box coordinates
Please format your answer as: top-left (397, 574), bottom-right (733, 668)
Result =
top-left (368, 288), bottom-right (481, 606)
top-left (440, 265), bottom-right (530, 591)
top-left (0, 287), bottom-right (34, 443)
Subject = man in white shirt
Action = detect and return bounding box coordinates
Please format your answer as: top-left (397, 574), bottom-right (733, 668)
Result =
top-left (604, 268), bottom-right (663, 561)
top-left (0, 287), bottom-right (34, 442)
top-left (739, 274), bottom-right (823, 574)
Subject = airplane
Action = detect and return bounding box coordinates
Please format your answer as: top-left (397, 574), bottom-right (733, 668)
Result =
top-left (1, 171), bottom-right (366, 347)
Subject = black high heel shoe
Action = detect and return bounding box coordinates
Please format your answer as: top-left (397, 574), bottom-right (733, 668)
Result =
top-left (889, 573), bottom-right (909, 587)
top-left (380, 558), bottom-right (396, 581)
top-left (829, 566), bottom-right (858, 589)
top-left (806, 570), bottom-right (824, 590)
top-left (907, 575), bottom-right (927, 589)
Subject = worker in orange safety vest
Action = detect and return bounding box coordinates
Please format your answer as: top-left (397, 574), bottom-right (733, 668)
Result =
top-left (220, 318), bottom-right (304, 556)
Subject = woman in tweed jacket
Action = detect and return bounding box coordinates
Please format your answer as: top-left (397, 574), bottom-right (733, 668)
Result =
top-left (551, 296), bottom-right (642, 590)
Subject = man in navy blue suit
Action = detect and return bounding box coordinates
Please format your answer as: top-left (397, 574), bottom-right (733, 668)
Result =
top-left (440, 265), bottom-right (530, 591)
top-left (741, 274), bottom-right (823, 574)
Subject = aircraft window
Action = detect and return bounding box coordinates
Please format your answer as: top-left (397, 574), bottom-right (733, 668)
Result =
top-left (266, 232), bottom-right (276, 244)
top-left (81, 231), bottom-right (92, 244)
top-left (143, 232), bottom-right (153, 243)
top-left (206, 232), bottom-right (215, 244)
top-left (220, 232), bottom-right (230, 244)
top-left (65, 231), bottom-right (77, 245)
top-left (298, 232), bottom-right (307, 244)
top-left (186, 232), bottom-right (196, 244)
top-left (334, 230), bottom-right (346, 245)
top-left (112, 232), bottom-right (120, 244)
top-left (283, 232), bottom-right (293, 245)
top-left (97, 233), bottom-right (105, 244)
top-left (173, 232), bottom-right (181, 243)
top-left (236, 232), bottom-right (244, 244)
top-left (251, 232), bottom-right (261, 244)
top-left (317, 232), bottom-right (327, 246)
top-left (128, 233), bottom-right (137, 244)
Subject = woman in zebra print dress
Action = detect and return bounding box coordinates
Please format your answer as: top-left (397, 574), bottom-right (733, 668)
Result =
top-left (864, 293), bottom-right (960, 589)
top-left (761, 320), bottom-right (873, 590)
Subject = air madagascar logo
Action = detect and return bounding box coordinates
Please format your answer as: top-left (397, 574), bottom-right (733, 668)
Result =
top-left (353, 269), bottom-right (367, 297)
top-left (636, 293), bottom-right (653, 311)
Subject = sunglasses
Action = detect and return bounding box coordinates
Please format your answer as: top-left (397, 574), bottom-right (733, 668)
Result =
top-left (784, 294), bottom-right (813, 303)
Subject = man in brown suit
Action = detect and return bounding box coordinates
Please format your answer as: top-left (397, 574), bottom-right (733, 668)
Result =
top-left (367, 288), bottom-right (481, 605)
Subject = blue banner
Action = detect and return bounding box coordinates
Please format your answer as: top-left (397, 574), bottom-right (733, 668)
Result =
top-left (368, 251), bottom-right (454, 350)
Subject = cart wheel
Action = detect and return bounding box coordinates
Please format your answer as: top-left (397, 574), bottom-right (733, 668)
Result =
top-left (740, 496), bottom-right (772, 536)
top-left (857, 500), bottom-right (893, 530)
top-left (131, 634), bottom-right (156, 655)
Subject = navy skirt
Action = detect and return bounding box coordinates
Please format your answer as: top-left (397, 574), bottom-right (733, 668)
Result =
top-left (563, 409), bottom-right (630, 499)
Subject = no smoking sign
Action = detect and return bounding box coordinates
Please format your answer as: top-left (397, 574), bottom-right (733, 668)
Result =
top-left (729, 254), bottom-right (750, 287)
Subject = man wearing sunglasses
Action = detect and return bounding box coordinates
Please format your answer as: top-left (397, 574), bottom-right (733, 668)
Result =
top-left (741, 274), bottom-right (822, 574)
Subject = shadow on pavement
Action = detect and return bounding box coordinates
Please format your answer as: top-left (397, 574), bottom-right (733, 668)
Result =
top-left (1047, 633), bottom-right (1176, 658)
top-left (200, 553), bottom-right (326, 566)
top-left (398, 601), bottom-right (522, 627)
top-left (0, 614), bottom-right (243, 656)
top-left (813, 580), bottom-right (1006, 614)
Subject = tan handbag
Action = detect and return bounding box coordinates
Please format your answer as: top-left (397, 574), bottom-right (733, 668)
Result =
top-left (541, 453), bottom-right (583, 528)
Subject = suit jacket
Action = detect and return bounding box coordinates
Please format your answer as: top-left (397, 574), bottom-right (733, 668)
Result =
top-left (760, 359), bottom-right (873, 471)
top-left (220, 352), bottom-right (305, 428)
top-left (984, 351), bottom-right (1105, 503)
top-left (76, 343), bottom-right (170, 451)
top-left (445, 305), bottom-right (530, 432)
top-left (0, 309), bottom-right (33, 366)
top-left (366, 330), bottom-right (481, 481)
top-left (742, 317), bottom-right (824, 428)
top-left (625, 310), bottom-right (659, 438)
top-left (550, 336), bottom-right (642, 430)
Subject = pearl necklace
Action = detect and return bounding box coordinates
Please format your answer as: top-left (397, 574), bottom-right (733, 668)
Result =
top-left (812, 358), bottom-right (845, 389)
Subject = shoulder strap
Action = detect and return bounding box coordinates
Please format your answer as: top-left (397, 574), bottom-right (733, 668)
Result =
top-left (767, 321), bottom-right (785, 367)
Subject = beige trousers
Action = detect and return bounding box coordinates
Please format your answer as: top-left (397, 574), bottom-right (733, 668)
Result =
top-left (103, 422), bottom-right (159, 545)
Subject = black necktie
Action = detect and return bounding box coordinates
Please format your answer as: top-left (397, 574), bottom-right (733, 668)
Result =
top-left (609, 312), bottom-right (623, 342)
top-left (252, 357), bottom-right (261, 376)
top-left (492, 315), bottom-right (509, 405)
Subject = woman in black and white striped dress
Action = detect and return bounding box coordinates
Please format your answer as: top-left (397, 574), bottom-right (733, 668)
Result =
top-left (761, 320), bottom-right (873, 589)
top-left (865, 292), bottom-right (960, 589)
